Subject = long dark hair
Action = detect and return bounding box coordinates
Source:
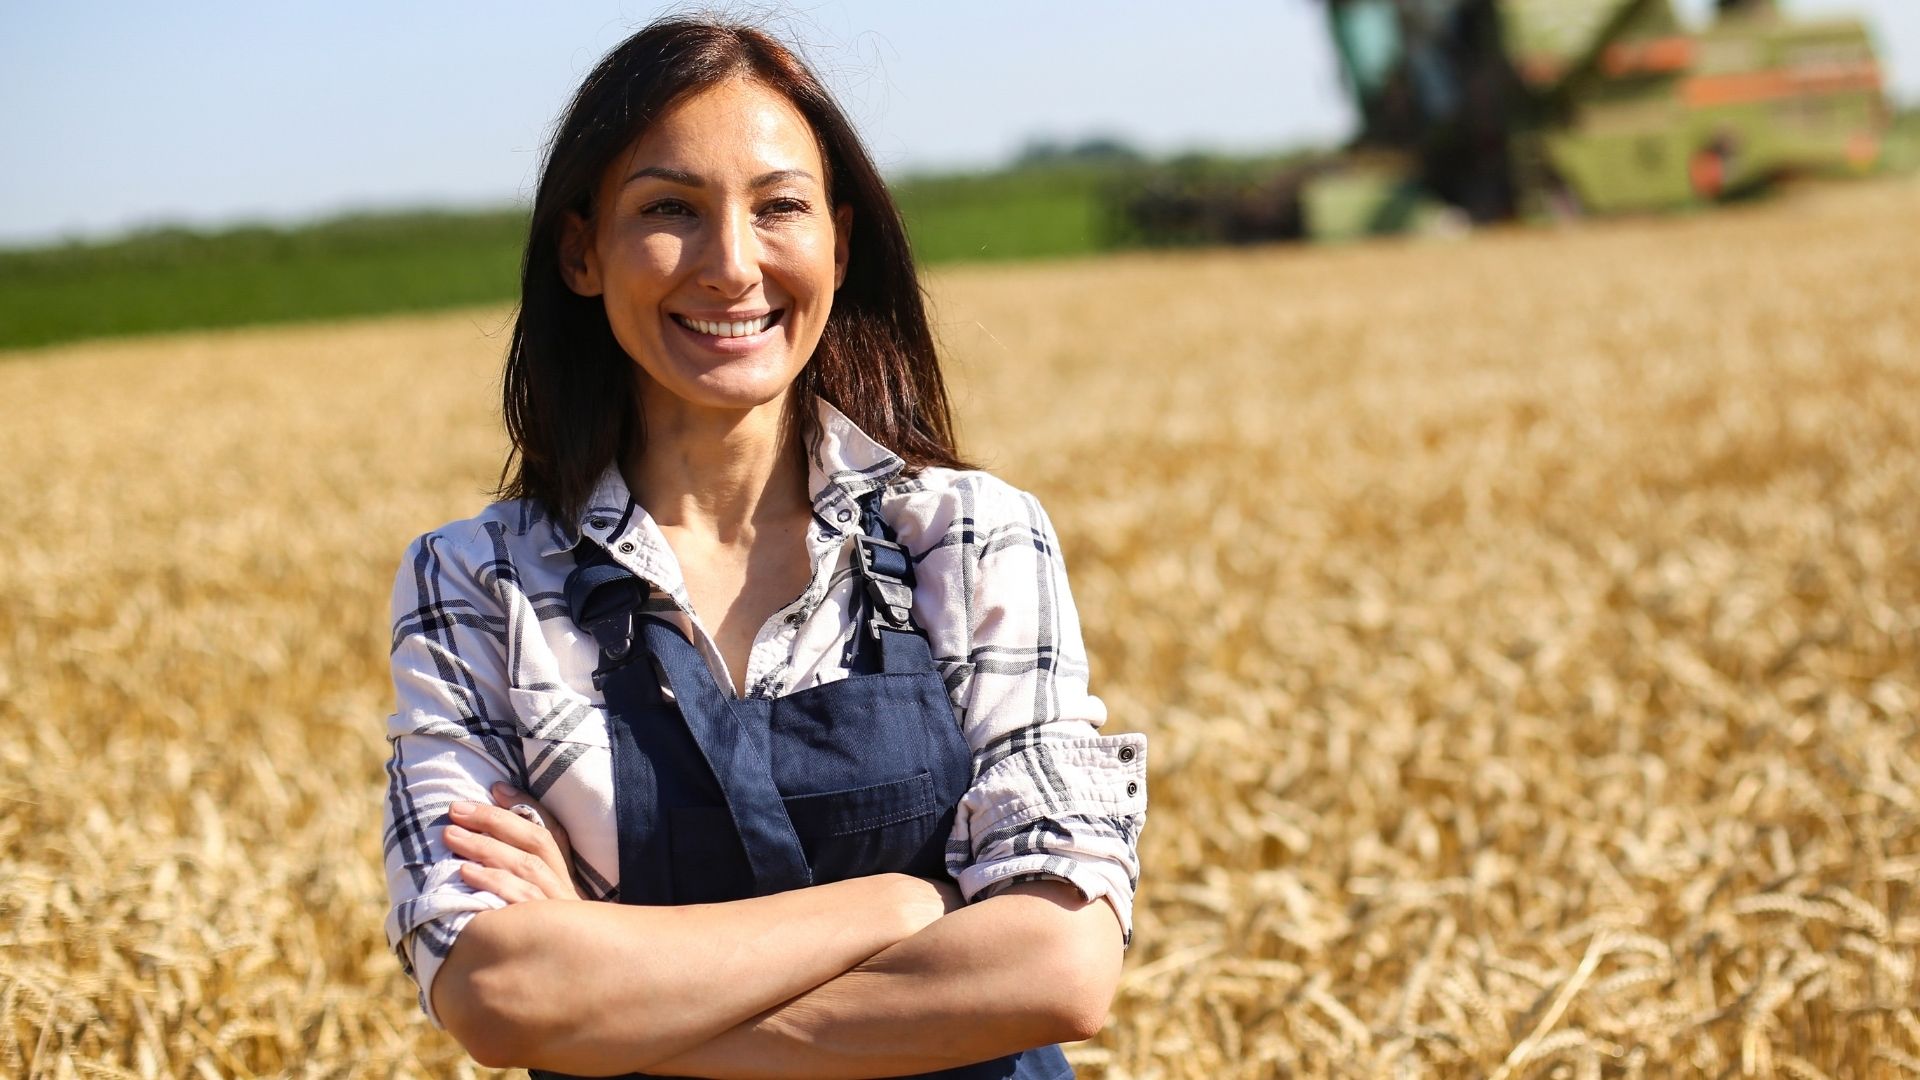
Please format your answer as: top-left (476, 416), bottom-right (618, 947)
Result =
top-left (498, 17), bottom-right (971, 524)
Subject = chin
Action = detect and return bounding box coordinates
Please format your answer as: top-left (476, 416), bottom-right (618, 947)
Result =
top-left (653, 366), bottom-right (799, 413)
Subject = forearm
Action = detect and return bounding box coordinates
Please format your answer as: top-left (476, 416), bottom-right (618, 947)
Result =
top-left (652, 882), bottom-right (1124, 1079)
top-left (435, 873), bottom-right (935, 1072)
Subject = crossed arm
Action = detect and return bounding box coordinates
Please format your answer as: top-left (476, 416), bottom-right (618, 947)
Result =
top-left (432, 788), bottom-right (1124, 1077)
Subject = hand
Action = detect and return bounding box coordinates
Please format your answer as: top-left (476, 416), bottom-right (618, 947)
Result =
top-left (444, 782), bottom-right (584, 903)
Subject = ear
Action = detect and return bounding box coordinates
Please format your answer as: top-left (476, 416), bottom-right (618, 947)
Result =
top-left (557, 210), bottom-right (603, 297)
top-left (832, 203), bottom-right (853, 291)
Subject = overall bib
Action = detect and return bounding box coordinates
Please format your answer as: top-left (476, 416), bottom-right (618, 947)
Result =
top-left (531, 496), bottom-right (1073, 1080)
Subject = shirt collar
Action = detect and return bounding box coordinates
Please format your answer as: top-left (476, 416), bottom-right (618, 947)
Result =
top-left (804, 395), bottom-right (906, 515)
top-left (537, 395), bottom-right (906, 558)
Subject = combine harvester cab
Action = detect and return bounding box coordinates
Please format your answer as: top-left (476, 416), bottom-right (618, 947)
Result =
top-left (1524, 0), bottom-right (1888, 213)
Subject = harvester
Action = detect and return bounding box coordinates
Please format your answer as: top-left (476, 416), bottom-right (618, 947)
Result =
top-left (1118, 0), bottom-right (1888, 243)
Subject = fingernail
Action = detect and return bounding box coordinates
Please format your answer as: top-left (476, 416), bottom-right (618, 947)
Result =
top-left (491, 782), bottom-right (520, 797)
top-left (450, 801), bottom-right (476, 816)
top-left (445, 824), bottom-right (468, 838)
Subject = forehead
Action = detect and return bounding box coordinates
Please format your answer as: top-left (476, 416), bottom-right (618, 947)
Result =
top-left (614, 77), bottom-right (826, 182)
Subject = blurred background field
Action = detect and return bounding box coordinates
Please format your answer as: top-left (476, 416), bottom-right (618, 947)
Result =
top-left (2, 173), bottom-right (1917, 1077)
top-left (0, 153), bottom-right (1307, 350)
top-left (6, 114), bottom-right (1915, 350)
top-left (0, 166), bottom-right (1120, 350)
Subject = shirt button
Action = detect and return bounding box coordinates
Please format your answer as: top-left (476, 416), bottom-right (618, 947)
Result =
top-left (836, 508), bottom-right (853, 523)
top-left (619, 541), bottom-right (636, 554)
top-left (1126, 782), bottom-right (1139, 797)
top-left (1119, 746), bottom-right (1136, 763)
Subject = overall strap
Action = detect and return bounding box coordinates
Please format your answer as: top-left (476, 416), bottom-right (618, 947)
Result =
top-left (564, 540), bottom-right (812, 897)
top-left (564, 540), bottom-right (647, 686)
top-left (846, 491), bottom-right (938, 675)
top-left (638, 617), bottom-right (811, 894)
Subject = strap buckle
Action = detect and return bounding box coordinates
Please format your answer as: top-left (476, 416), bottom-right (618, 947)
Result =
top-left (582, 604), bottom-right (640, 689)
top-left (851, 534), bottom-right (915, 638)
top-left (564, 550), bottom-right (647, 686)
top-left (583, 608), bottom-right (635, 659)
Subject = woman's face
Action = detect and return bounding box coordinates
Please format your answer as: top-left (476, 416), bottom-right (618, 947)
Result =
top-left (560, 77), bottom-right (851, 416)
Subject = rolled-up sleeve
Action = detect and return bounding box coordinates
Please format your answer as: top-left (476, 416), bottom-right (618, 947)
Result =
top-left (381, 526), bottom-right (521, 1027)
top-left (944, 483), bottom-right (1147, 942)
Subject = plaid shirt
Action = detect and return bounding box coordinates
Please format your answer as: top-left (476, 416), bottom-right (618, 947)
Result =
top-left (381, 397), bottom-right (1147, 1025)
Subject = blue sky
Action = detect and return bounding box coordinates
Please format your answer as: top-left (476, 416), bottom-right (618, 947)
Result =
top-left (1, 1), bottom-right (1913, 246)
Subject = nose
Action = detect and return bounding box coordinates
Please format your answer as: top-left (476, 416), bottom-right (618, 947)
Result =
top-left (698, 204), bottom-right (762, 297)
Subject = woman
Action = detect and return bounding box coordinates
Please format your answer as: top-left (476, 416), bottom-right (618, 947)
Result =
top-left (380, 18), bottom-right (1146, 1079)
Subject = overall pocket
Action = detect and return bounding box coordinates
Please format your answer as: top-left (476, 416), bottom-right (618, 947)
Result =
top-left (782, 770), bottom-right (941, 882)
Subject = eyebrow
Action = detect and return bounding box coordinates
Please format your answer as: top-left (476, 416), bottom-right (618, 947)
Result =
top-left (621, 166), bottom-right (817, 189)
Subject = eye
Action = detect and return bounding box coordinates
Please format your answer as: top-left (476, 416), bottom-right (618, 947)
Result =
top-left (760, 197), bottom-right (811, 218)
top-left (639, 198), bottom-right (694, 217)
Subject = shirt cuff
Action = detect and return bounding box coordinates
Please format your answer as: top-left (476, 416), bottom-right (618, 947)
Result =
top-left (949, 731), bottom-right (1147, 946)
top-left (968, 855), bottom-right (1140, 947)
top-left (385, 881), bottom-right (508, 1029)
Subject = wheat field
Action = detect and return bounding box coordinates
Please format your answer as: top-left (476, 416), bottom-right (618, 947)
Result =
top-left (2, 176), bottom-right (1917, 1079)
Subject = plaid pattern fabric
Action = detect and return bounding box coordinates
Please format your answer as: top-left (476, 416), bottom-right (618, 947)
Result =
top-left (380, 398), bottom-right (1147, 1026)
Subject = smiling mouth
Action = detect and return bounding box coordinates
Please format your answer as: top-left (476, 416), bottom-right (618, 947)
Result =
top-left (671, 311), bottom-right (784, 338)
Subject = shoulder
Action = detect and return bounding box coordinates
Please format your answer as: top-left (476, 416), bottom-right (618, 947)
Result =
top-left (884, 466), bottom-right (1059, 554)
top-left (391, 498), bottom-right (566, 600)
top-left (882, 467), bottom-right (1074, 600)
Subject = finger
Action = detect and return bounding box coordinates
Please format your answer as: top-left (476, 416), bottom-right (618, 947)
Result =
top-left (489, 784), bottom-right (588, 901)
top-left (448, 794), bottom-right (583, 903)
top-left (459, 861), bottom-right (545, 905)
top-left (443, 823), bottom-right (568, 899)
top-left (447, 799), bottom-right (575, 893)
top-left (488, 783), bottom-right (574, 858)
top-left (448, 798), bottom-right (554, 858)
top-left (459, 860), bottom-right (539, 903)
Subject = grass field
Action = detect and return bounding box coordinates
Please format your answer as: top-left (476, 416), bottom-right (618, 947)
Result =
top-left (0, 167), bottom-right (1116, 351)
top-left (1, 175), bottom-right (1917, 1078)
top-left (0, 211), bottom-right (532, 351)
top-left (8, 131), bottom-right (1917, 353)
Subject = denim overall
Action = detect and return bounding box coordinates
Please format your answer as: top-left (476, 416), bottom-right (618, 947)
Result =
top-left (531, 495), bottom-right (1072, 1080)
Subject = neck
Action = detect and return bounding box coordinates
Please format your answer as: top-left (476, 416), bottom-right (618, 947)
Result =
top-left (621, 382), bottom-right (810, 541)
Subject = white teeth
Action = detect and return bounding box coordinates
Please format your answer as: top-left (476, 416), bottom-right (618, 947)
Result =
top-left (683, 314), bottom-right (774, 337)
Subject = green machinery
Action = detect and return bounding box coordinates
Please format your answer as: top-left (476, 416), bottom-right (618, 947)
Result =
top-left (1313, 0), bottom-right (1887, 237)
top-left (1119, 0), bottom-right (1889, 244)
